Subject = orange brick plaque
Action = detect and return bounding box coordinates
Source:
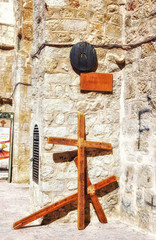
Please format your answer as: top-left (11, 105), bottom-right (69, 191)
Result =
top-left (80, 72), bottom-right (113, 93)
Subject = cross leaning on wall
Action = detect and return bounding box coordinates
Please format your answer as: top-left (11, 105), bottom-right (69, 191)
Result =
top-left (13, 113), bottom-right (118, 230)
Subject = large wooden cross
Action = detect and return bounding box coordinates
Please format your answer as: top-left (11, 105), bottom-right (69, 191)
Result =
top-left (13, 113), bottom-right (117, 230)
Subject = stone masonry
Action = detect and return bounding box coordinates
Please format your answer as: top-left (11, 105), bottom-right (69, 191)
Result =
top-left (2, 0), bottom-right (155, 236)
top-left (0, 0), bottom-right (15, 113)
top-left (28, 0), bottom-right (156, 235)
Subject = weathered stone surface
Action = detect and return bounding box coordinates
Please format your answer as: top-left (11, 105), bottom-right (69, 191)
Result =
top-left (138, 165), bottom-right (153, 188)
top-left (8, 0), bottom-right (156, 234)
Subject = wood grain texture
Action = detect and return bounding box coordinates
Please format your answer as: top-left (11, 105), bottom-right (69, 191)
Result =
top-left (84, 140), bottom-right (112, 150)
top-left (77, 113), bottom-right (86, 230)
top-left (93, 175), bottom-right (118, 191)
top-left (13, 175), bottom-right (117, 229)
top-left (80, 72), bottom-right (113, 93)
top-left (74, 157), bottom-right (107, 223)
top-left (13, 193), bottom-right (78, 230)
top-left (48, 137), bottom-right (78, 146)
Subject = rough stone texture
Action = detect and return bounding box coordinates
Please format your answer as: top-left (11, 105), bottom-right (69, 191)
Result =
top-left (1, 0), bottom-right (155, 237)
top-left (119, 0), bottom-right (156, 234)
top-left (12, 0), bottom-right (33, 182)
top-left (27, 0), bottom-right (156, 235)
top-left (0, 0), bottom-right (15, 114)
top-left (30, 0), bottom-right (123, 228)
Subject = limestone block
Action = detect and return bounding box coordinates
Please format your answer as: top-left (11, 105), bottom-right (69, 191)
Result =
top-left (62, 19), bottom-right (88, 32)
top-left (41, 180), bottom-right (65, 192)
top-left (138, 211), bottom-right (150, 230)
top-left (90, 23), bottom-right (104, 35)
top-left (124, 79), bottom-right (136, 99)
top-left (136, 190), bottom-right (144, 207)
top-left (44, 48), bottom-right (70, 59)
top-left (55, 85), bottom-right (64, 97)
top-left (40, 166), bottom-right (54, 181)
top-left (105, 24), bottom-right (121, 38)
top-left (89, 0), bottom-right (106, 11)
top-left (56, 162), bottom-right (77, 180)
top-left (67, 113), bottom-right (78, 125)
top-left (59, 8), bottom-right (75, 18)
top-left (43, 99), bottom-right (74, 113)
top-left (55, 113), bottom-right (65, 125)
top-left (23, 23), bottom-right (33, 40)
top-left (121, 195), bottom-right (134, 217)
top-left (67, 180), bottom-right (77, 190)
top-left (42, 153), bottom-right (53, 165)
top-left (44, 58), bottom-right (58, 73)
top-left (76, 101), bottom-right (90, 112)
top-left (93, 124), bottom-right (113, 137)
top-left (65, 86), bottom-right (80, 100)
top-left (46, 20), bottom-right (63, 31)
top-left (141, 43), bottom-right (155, 59)
top-left (86, 114), bottom-right (97, 127)
top-left (88, 166), bottom-right (104, 178)
top-left (44, 73), bottom-right (71, 85)
top-left (22, 8), bottom-right (33, 22)
top-left (40, 192), bottom-right (51, 207)
top-left (44, 126), bottom-right (68, 137)
top-left (44, 143), bottom-right (53, 150)
top-left (45, 0), bottom-right (66, 7)
top-left (148, 56), bottom-right (156, 73)
top-left (137, 165), bottom-right (153, 188)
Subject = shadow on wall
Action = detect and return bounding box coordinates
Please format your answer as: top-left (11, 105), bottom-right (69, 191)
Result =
top-left (41, 181), bottom-right (118, 227)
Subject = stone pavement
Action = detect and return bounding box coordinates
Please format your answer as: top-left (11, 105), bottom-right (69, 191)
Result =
top-left (0, 180), bottom-right (155, 240)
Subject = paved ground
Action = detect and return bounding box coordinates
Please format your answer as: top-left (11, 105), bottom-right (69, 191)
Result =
top-left (0, 180), bottom-right (155, 240)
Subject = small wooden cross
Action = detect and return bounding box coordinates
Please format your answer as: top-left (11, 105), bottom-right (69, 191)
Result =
top-left (0, 120), bottom-right (6, 127)
top-left (13, 113), bottom-right (118, 230)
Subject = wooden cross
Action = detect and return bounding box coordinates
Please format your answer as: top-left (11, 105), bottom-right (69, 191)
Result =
top-left (13, 113), bottom-right (118, 230)
top-left (0, 120), bottom-right (6, 127)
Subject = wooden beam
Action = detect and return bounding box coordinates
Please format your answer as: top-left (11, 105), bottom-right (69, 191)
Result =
top-left (13, 193), bottom-right (78, 230)
top-left (13, 175), bottom-right (117, 229)
top-left (84, 140), bottom-right (112, 150)
top-left (74, 157), bottom-right (107, 223)
top-left (48, 137), bottom-right (78, 146)
top-left (77, 113), bottom-right (86, 230)
top-left (48, 137), bottom-right (112, 151)
top-left (93, 175), bottom-right (118, 191)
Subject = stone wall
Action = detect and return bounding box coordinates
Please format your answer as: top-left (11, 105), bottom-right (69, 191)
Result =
top-left (10, 0), bottom-right (156, 235)
top-left (119, 0), bottom-right (156, 233)
top-left (0, 0), bottom-right (14, 113)
top-left (30, 0), bottom-right (125, 224)
top-left (12, 0), bottom-right (33, 182)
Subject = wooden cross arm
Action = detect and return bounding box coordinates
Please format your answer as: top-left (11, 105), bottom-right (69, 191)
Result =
top-left (48, 137), bottom-right (78, 147)
top-left (48, 137), bottom-right (112, 151)
top-left (13, 175), bottom-right (117, 230)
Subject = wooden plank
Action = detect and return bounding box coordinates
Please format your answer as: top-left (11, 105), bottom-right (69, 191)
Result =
top-left (77, 113), bottom-right (86, 230)
top-left (13, 175), bottom-right (117, 229)
top-left (84, 140), bottom-right (112, 151)
top-left (94, 175), bottom-right (118, 191)
top-left (48, 137), bottom-right (78, 146)
top-left (74, 157), bottom-right (107, 223)
top-left (80, 72), bottom-right (113, 93)
top-left (13, 193), bottom-right (78, 230)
